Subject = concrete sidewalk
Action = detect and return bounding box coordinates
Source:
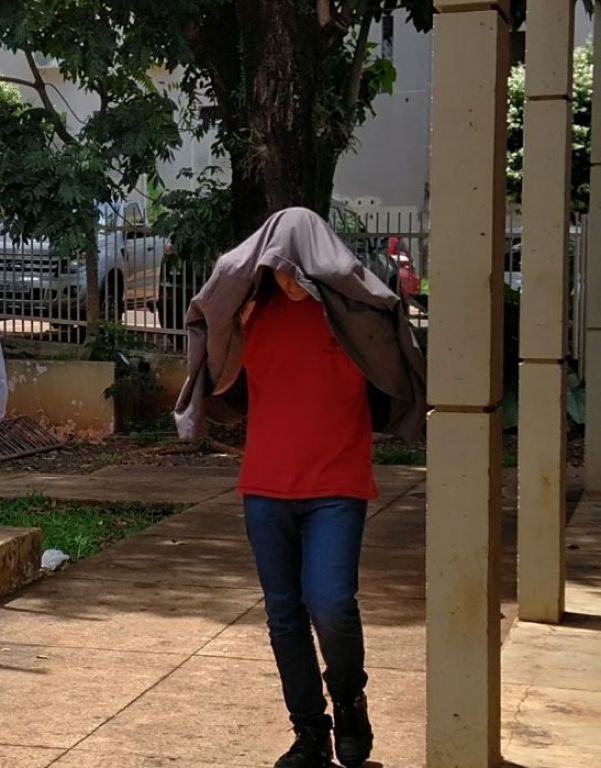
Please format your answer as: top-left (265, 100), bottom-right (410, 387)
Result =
top-left (0, 465), bottom-right (597, 767)
top-left (501, 497), bottom-right (601, 768)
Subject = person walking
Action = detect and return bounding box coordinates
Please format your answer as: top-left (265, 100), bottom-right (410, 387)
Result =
top-left (175, 207), bottom-right (426, 768)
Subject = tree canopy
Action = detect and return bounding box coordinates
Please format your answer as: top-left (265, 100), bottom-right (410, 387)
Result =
top-left (0, 1), bottom-right (429, 254)
top-left (0, 0), bottom-right (594, 258)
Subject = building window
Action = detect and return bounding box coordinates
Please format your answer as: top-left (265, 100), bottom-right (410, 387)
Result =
top-left (382, 14), bottom-right (394, 61)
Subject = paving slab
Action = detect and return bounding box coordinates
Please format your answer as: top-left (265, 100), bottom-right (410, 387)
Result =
top-left (373, 465), bottom-right (425, 485)
top-left (502, 624), bottom-right (601, 692)
top-left (360, 546), bottom-right (425, 600)
top-left (503, 684), bottom-right (601, 749)
top-left (0, 466), bottom-right (237, 504)
top-left (0, 644), bottom-right (188, 749)
top-left (51, 752), bottom-right (253, 768)
top-left (63, 655), bottom-right (301, 766)
top-left (63, 655), bottom-right (425, 767)
top-left (141, 502), bottom-right (248, 541)
top-left (69, 534), bottom-right (260, 589)
top-left (198, 598), bottom-right (427, 672)
top-left (0, 746), bottom-right (63, 768)
top-left (0, 464), bottom-right (422, 507)
top-left (565, 582), bottom-right (601, 617)
top-left (363, 500), bottom-right (425, 548)
top-left (502, 745), bottom-right (601, 768)
top-left (1, 577), bottom-right (262, 654)
top-left (0, 463), bottom-right (595, 768)
top-left (501, 493), bottom-right (601, 767)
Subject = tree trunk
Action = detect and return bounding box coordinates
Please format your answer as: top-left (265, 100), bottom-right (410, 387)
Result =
top-left (203, 1), bottom-right (350, 240)
top-left (236, 1), bottom-right (332, 222)
top-left (229, 145), bottom-right (268, 241)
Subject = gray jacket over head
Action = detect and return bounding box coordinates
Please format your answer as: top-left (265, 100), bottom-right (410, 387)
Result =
top-left (174, 207), bottom-right (426, 441)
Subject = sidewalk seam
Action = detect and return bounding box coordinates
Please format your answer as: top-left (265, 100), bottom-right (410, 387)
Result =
top-left (368, 478), bottom-right (426, 522)
top-left (42, 594), bottom-right (265, 767)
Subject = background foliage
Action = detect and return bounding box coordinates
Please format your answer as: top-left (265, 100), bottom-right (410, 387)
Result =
top-left (507, 43), bottom-right (593, 214)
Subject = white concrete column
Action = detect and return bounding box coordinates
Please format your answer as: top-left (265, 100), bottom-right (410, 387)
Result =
top-left (585, 4), bottom-right (601, 493)
top-left (427, 2), bottom-right (508, 766)
top-left (518, 0), bottom-right (574, 624)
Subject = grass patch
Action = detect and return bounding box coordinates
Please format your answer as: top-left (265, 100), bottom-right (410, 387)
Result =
top-left (374, 440), bottom-right (520, 468)
top-left (374, 443), bottom-right (426, 466)
top-left (0, 495), bottom-right (177, 562)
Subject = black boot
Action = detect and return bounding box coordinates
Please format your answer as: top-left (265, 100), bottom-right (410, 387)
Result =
top-left (274, 724), bottom-right (333, 768)
top-left (333, 692), bottom-right (374, 767)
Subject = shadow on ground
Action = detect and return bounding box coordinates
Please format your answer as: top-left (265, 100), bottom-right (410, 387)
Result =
top-left (0, 491), bottom-right (522, 648)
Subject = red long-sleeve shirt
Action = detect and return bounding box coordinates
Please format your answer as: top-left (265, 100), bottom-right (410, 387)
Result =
top-left (238, 290), bottom-right (377, 500)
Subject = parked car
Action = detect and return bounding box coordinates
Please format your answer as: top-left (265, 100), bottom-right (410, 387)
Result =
top-left (387, 237), bottom-right (422, 297)
top-left (0, 200), bottom-right (170, 329)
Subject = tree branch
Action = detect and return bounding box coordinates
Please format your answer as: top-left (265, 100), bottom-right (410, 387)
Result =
top-left (317, 0), bottom-right (332, 27)
top-left (185, 7), bottom-right (243, 138)
top-left (98, 85), bottom-right (109, 116)
top-left (317, 0), bottom-right (348, 34)
top-left (338, 0), bottom-right (355, 26)
top-left (346, 11), bottom-right (373, 120)
top-left (0, 74), bottom-right (37, 90)
top-left (46, 82), bottom-right (86, 125)
top-left (24, 49), bottom-right (76, 145)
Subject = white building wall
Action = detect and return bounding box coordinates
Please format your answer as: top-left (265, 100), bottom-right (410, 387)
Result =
top-left (334, 12), bottom-right (432, 215)
top-left (575, 3), bottom-right (593, 45)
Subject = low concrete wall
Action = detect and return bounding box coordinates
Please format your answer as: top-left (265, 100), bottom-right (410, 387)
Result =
top-left (5, 360), bottom-right (115, 438)
top-left (0, 526), bottom-right (42, 598)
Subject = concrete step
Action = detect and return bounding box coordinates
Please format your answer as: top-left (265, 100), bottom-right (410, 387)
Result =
top-left (0, 526), bottom-right (42, 598)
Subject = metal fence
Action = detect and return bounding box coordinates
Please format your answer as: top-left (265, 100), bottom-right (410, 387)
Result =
top-left (0, 226), bottom-right (212, 352)
top-left (0, 212), bottom-right (429, 353)
top-left (572, 215), bottom-right (588, 380)
top-left (332, 207), bottom-right (429, 331)
top-left (0, 211), bottom-right (589, 366)
top-left (499, 213), bottom-right (589, 377)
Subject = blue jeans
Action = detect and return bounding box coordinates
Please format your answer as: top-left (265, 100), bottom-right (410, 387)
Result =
top-left (244, 495), bottom-right (368, 727)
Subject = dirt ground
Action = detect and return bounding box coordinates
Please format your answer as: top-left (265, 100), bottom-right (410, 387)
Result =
top-left (0, 426), bottom-right (584, 475)
top-left (0, 422), bottom-right (245, 475)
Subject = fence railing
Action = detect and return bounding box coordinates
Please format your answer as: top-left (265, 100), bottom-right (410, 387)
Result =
top-left (572, 215), bottom-right (588, 380)
top-left (0, 226), bottom-right (213, 353)
top-left (0, 212), bottom-right (589, 368)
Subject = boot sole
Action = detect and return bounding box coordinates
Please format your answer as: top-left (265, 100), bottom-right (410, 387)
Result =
top-left (335, 735), bottom-right (373, 767)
